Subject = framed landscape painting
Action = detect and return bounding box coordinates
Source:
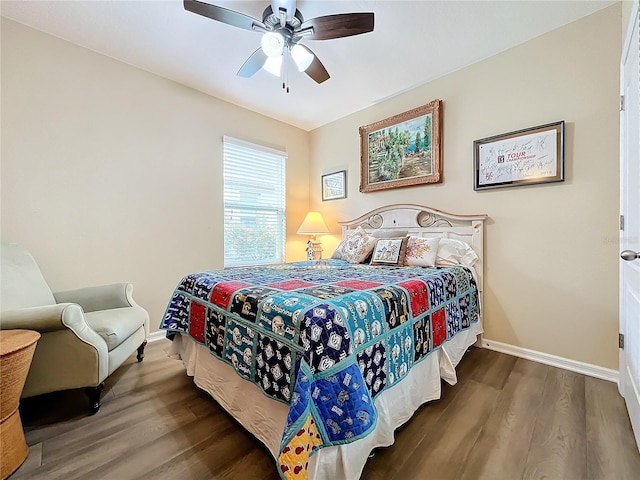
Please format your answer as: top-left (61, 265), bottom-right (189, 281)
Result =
top-left (359, 99), bottom-right (442, 193)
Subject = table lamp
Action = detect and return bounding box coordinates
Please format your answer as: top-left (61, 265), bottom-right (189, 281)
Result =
top-left (297, 211), bottom-right (330, 260)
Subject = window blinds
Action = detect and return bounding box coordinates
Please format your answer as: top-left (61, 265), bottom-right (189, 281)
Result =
top-left (223, 136), bottom-right (286, 267)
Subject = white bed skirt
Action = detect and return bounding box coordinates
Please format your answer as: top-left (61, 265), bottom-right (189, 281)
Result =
top-left (168, 321), bottom-right (482, 480)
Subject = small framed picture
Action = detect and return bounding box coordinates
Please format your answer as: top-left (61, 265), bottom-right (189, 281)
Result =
top-left (322, 170), bottom-right (347, 201)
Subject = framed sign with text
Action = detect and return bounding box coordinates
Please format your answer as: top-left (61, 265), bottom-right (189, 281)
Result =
top-left (474, 121), bottom-right (565, 191)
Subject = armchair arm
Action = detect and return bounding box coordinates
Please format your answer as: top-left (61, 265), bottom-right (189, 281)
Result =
top-left (2, 304), bottom-right (111, 398)
top-left (1, 303), bottom-right (84, 332)
top-left (54, 283), bottom-right (137, 313)
top-left (0, 303), bottom-right (108, 361)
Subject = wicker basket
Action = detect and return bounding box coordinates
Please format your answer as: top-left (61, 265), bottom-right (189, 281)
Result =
top-left (0, 330), bottom-right (40, 480)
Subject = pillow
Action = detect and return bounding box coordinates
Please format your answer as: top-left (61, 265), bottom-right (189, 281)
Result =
top-left (404, 236), bottom-right (441, 267)
top-left (370, 237), bottom-right (408, 266)
top-left (340, 227), bottom-right (377, 264)
top-left (330, 240), bottom-right (345, 260)
top-left (436, 238), bottom-right (479, 267)
top-left (334, 229), bottom-right (406, 260)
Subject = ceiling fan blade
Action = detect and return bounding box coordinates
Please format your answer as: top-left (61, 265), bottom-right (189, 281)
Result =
top-left (237, 49), bottom-right (268, 78)
top-left (301, 13), bottom-right (374, 40)
top-left (304, 49), bottom-right (330, 84)
top-left (184, 0), bottom-right (265, 31)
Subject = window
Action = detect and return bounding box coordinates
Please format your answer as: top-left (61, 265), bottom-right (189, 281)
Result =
top-left (223, 136), bottom-right (286, 267)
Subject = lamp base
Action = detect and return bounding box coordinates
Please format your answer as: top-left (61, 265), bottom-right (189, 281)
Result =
top-left (306, 241), bottom-right (323, 261)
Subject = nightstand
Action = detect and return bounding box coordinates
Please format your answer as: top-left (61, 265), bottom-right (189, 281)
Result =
top-left (0, 330), bottom-right (40, 479)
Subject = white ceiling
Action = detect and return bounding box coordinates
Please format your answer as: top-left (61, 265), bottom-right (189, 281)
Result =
top-left (1, 0), bottom-right (614, 131)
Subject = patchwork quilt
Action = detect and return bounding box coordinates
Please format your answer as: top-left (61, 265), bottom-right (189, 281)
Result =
top-left (160, 260), bottom-right (479, 480)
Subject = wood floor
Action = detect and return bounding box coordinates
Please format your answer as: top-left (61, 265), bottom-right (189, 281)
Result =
top-left (12, 339), bottom-right (640, 480)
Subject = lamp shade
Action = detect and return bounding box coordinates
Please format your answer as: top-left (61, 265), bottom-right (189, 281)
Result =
top-left (291, 44), bottom-right (314, 72)
top-left (297, 212), bottom-right (330, 235)
top-left (261, 31), bottom-right (285, 57)
top-left (263, 55), bottom-right (283, 77)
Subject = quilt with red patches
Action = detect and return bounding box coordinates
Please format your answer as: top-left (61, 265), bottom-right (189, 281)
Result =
top-left (160, 260), bottom-right (479, 479)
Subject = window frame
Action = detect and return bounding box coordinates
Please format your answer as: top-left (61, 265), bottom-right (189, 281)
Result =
top-left (223, 136), bottom-right (287, 268)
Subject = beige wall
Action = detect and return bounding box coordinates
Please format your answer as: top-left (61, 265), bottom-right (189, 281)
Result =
top-left (309, 5), bottom-right (622, 369)
top-left (1, 4), bottom-right (625, 369)
top-left (0, 18), bottom-right (310, 332)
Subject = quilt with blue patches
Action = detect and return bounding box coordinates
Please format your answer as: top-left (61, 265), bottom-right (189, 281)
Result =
top-left (160, 259), bottom-right (479, 480)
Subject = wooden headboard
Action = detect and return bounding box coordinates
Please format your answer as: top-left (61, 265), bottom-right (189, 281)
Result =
top-left (338, 204), bottom-right (488, 291)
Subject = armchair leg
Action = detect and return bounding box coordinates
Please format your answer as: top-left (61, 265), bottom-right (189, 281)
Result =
top-left (136, 340), bottom-right (148, 362)
top-left (85, 383), bottom-right (104, 415)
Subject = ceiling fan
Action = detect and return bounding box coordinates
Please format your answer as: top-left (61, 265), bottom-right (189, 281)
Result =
top-left (184, 0), bottom-right (374, 88)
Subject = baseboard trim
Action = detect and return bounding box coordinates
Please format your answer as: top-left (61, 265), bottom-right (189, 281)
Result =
top-left (481, 338), bottom-right (619, 383)
top-left (147, 330), bottom-right (168, 343)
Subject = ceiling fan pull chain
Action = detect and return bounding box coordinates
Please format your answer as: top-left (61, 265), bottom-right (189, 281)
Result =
top-left (284, 48), bottom-right (290, 93)
top-left (282, 47), bottom-right (286, 90)
top-left (286, 60), bottom-right (290, 93)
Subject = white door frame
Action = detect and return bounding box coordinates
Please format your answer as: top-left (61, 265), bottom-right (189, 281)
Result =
top-left (619, 0), bottom-right (640, 452)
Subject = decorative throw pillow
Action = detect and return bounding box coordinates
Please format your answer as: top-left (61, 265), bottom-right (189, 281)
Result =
top-left (436, 238), bottom-right (479, 267)
top-left (340, 227), bottom-right (377, 264)
top-left (331, 240), bottom-right (345, 260)
top-left (370, 237), bottom-right (408, 266)
top-left (404, 236), bottom-right (441, 267)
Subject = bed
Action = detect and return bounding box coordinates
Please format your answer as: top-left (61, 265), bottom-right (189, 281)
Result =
top-left (160, 204), bottom-right (487, 480)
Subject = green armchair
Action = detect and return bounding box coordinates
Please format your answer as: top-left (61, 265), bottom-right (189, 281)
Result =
top-left (0, 242), bottom-right (149, 414)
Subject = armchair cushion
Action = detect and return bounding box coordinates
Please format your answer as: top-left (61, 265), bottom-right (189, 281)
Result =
top-left (0, 243), bottom-right (55, 310)
top-left (85, 307), bottom-right (148, 351)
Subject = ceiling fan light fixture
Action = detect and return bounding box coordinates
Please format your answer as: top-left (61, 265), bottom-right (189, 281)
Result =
top-left (263, 55), bottom-right (283, 76)
top-left (183, 0), bottom-right (374, 86)
top-left (261, 31), bottom-right (285, 57)
top-left (291, 44), bottom-right (314, 72)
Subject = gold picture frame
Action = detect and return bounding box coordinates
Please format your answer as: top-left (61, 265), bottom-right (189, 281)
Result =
top-left (359, 99), bottom-right (442, 193)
